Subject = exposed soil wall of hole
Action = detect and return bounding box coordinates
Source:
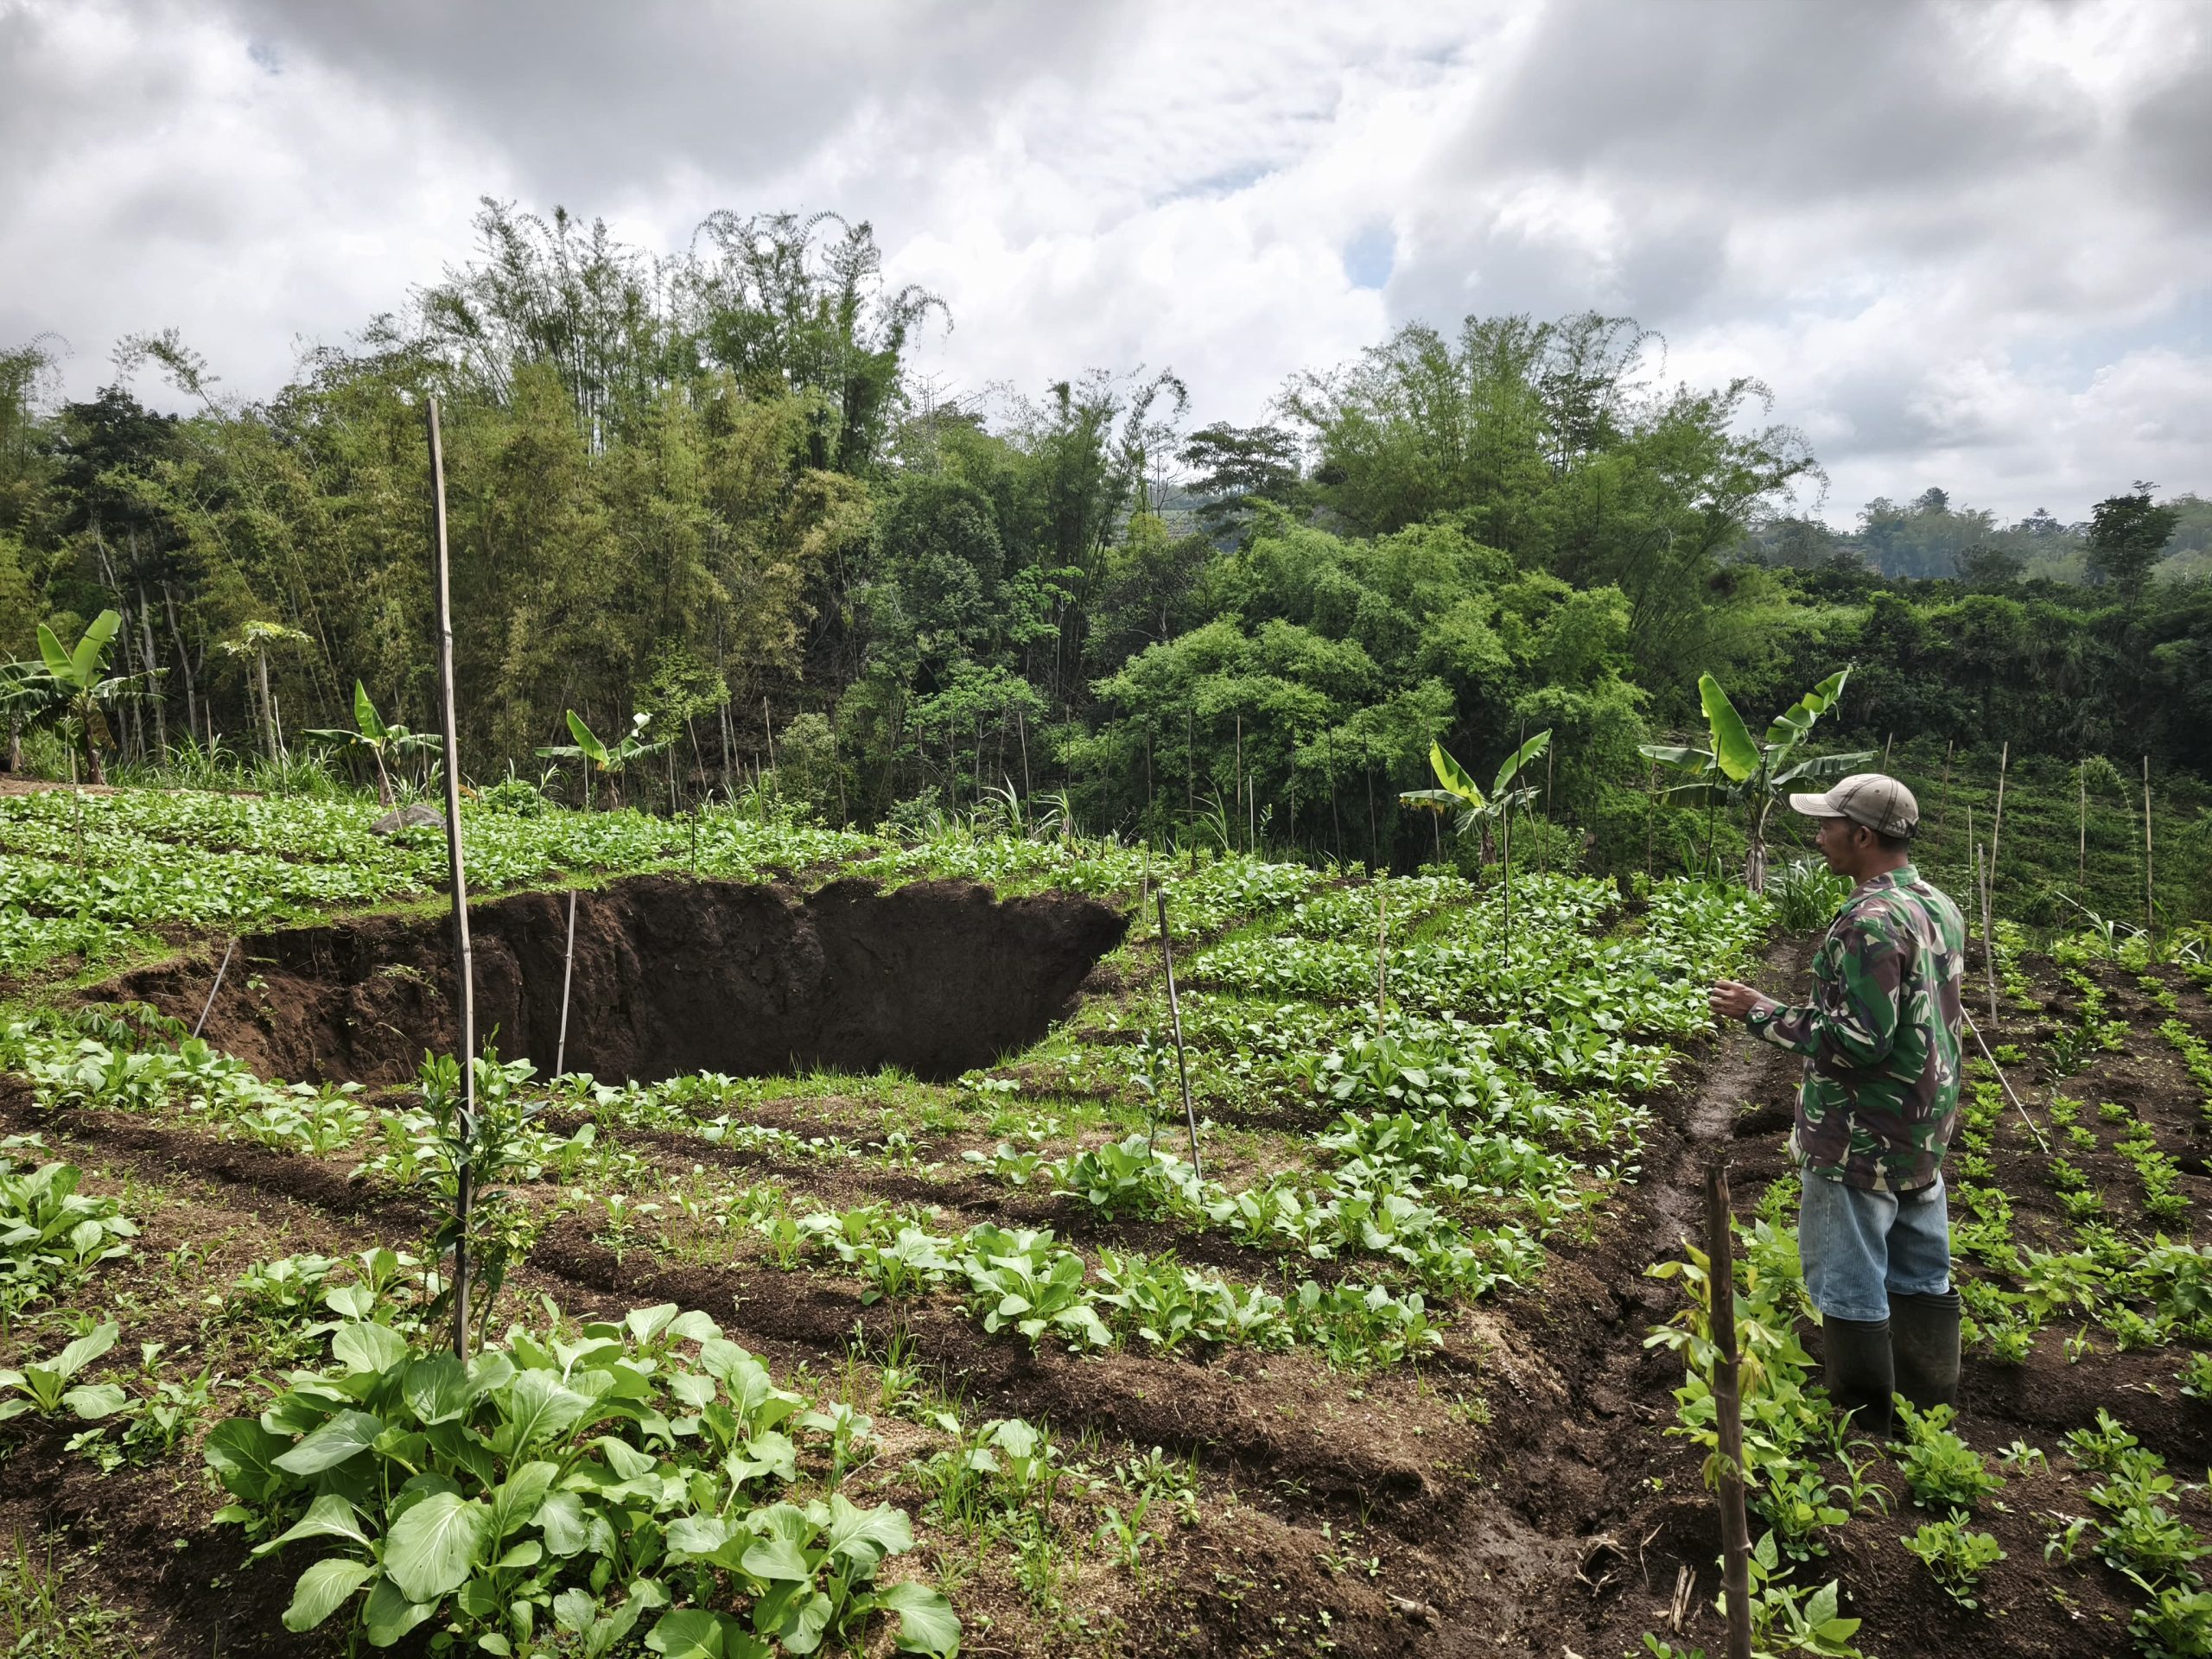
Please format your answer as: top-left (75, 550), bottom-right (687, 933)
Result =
top-left (105, 875), bottom-right (1127, 1086)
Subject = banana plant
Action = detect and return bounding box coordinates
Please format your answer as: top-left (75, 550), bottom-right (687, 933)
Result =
top-left (1401, 729), bottom-right (1552, 959)
top-left (36, 609), bottom-right (152, 786)
top-left (1640, 669), bottom-right (1870, 892)
top-left (304, 682), bottom-right (443, 804)
top-left (535, 709), bottom-right (670, 810)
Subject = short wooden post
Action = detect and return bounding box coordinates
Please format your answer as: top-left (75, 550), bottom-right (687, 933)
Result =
top-left (1705, 1160), bottom-right (1753, 1659)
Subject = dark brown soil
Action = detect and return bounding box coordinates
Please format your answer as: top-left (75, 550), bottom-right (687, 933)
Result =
top-left (101, 874), bottom-right (1127, 1085)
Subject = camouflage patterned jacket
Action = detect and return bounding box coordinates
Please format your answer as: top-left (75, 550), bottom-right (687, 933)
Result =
top-left (1745, 864), bottom-right (1967, 1192)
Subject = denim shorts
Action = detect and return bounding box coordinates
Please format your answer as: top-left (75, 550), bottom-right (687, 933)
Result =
top-left (1797, 1168), bottom-right (1951, 1323)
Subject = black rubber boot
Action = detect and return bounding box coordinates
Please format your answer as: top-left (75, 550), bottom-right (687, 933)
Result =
top-left (1889, 1289), bottom-right (1962, 1411)
top-left (1822, 1315), bottom-right (1895, 1438)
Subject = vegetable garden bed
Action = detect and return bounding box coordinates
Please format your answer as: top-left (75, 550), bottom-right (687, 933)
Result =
top-left (4, 785), bottom-right (2212, 1656)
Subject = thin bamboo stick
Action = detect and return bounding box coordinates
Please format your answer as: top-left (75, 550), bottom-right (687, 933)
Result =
top-left (1375, 885), bottom-right (1389, 1040)
top-left (427, 397), bottom-right (476, 1361)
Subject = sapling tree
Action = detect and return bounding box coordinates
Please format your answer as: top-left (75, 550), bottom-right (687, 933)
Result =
top-left (216, 620), bottom-right (314, 762)
top-left (1642, 669), bottom-right (1870, 892)
top-left (303, 681), bottom-right (443, 804)
top-left (535, 708), bottom-right (671, 810)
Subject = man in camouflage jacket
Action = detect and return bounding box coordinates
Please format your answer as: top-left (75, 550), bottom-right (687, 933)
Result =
top-left (1709, 773), bottom-right (1967, 1433)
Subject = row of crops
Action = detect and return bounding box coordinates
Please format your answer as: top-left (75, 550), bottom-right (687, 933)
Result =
top-left (1642, 918), bottom-right (2212, 1656)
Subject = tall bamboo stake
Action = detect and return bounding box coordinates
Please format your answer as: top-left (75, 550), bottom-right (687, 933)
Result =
top-left (555, 887), bottom-right (579, 1077)
top-left (1502, 789), bottom-right (1516, 963)
top-left (1154, 892), bottom-right (1202, 1178)
top-left (2144, 756), bottom-right (2156, 953)
top-left (427, 397), bottom-right (476, 1361)
top-left (1991, 844), bottom-right (2008, 1026)
top-left (1643, 758), bottom-right (1657, 879)
top-left (1990, 741), bottom-right (2009, 880)
top-left (2077, 763), bottom-right (2088, 897)
top-left (1705, 1160), bottom-right (1753, 1659)
top-left (1375, 885), bottom-right (1389, 1040)
top-left (1234, 715), bottom-right (1243, 849)
top-left (1542, 746), bottom-right (1554, 874)
top-left (1933, 739), bottom-right (1953, 852)
top-left (1880, 731), bottom-right (1893, 775)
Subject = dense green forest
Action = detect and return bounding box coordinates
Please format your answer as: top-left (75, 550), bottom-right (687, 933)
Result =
top-left (3, 201), bottom-right (2209, 910)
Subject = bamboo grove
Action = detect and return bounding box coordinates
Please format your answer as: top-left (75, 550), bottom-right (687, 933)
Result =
top-left (3, 200), bottom-right (2209, 911)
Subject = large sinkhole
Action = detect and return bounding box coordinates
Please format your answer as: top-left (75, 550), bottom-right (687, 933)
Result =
top-left (111, 875), bottom-right (1129, 1087)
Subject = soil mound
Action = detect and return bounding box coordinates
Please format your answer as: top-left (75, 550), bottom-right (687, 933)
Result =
top-left (105, 874), bottom-right (1127, 1086)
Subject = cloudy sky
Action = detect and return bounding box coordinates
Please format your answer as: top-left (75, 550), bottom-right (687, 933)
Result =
top-left (3, 0), bottom-right (2206, 526)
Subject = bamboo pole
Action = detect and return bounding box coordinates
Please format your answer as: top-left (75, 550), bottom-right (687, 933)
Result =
top-left (1880, 731), bottom-right (1893, 775)
top-left (2077, 763), bottom-right (2088, 897)
top-left (1991, 844), bottom-right (2008, 1026)
top-left (1934, 739), bottom-right (1953, 852)
top-left (1644, 758), bottom-right (1657, 879)
top-left (1705, 1160), bottom-right (1754, 1659)
top-left (1154, 891), bottom-right (1202, 1178)
top-left (1376, 884), bottom-right (1389, 1040)
top-left (2144, 756), bottom-right (2156, 953)
top-left (1502, 789), bottom-right (1516, 962)
top-left (1990, 740), bottom-right (2009, 880)
top-left (427, 397), bottom-right (476, 1361)
top-left (555, 887), bottom-right (579, 1077)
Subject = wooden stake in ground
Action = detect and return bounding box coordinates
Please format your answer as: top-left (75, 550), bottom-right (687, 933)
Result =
top-left (1153, 891), bottom-right (1202, 1179)
top-left (426, 396), bottom-right (477, 1362)
top-left (1975, 840), bottom-right (1998, 1028)
top-left (1704, 1159), bottom-right (1754, 1659)
top-left (1880, 730), bottom-right (1893, 774)
top-left (1990, 740), bottom-right (2009, 879)
top-left (1375, 883), bottom-right (1389, 1040)
top-left (555, 887), bottom-right (579, 1077)
top-left (1644, 756), bottom-right (1657, 879)
top-left (2078, 762), bottom-right (2088, 897)
top-left (192, 938), bottom-right (235, 1039)
top-left (2144, 755), bottom-right (2156, 954)
top-left (1934, 739), bottom-right (1953, 852)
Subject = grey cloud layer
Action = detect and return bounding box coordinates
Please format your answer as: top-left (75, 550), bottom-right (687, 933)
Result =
top-left (2, 0), bottom-right (2203, 522)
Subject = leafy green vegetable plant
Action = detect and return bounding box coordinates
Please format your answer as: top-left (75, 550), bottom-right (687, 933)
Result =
top-left (0, 1322), bottom-right (126, 1423)
top-left (1900, 1510), bottom-right (2005, 1611)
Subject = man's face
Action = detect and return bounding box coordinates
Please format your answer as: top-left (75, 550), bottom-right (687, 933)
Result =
top-left (1813, 815), bottom-right (1861, 873)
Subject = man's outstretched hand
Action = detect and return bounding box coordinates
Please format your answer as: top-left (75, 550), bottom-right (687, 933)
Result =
top-left (1709, 978), bottom-right (1776, 1022)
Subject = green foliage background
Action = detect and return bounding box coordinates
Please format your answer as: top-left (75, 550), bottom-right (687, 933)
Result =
top-left (3, 200), bottom-right (2209, 912)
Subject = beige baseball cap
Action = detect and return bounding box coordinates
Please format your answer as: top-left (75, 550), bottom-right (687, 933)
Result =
top-left (1788, 772), bottom-right (1919, 837)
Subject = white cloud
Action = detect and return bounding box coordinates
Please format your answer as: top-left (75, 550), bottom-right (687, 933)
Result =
top-left (0, 0), bottom-right (2203, 525)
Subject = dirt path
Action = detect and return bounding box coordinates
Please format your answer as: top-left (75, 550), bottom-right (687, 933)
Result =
top-left (1425, 934), bottom-right (1809, 1657)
